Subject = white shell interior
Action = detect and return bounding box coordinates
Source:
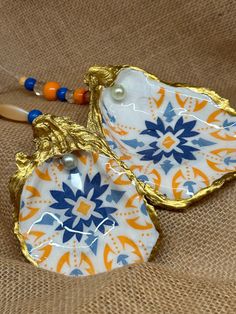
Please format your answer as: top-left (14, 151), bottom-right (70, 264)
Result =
top-left (99, 68), bottom-right (236, 200)
top-left (19, 151), bottom-right (159, 276)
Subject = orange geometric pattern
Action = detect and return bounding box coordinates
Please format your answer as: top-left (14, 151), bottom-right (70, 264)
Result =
top-left (19, 151), bottom-right (160, 276)
top-left (97, 67), bottom-right (236, 202)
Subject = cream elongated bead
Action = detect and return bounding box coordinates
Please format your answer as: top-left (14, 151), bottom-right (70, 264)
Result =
top-left (110, 84), bottom-right (126, 101)
top-left (61, 154), bottom-right (77, 170)
top-left (0, 104), bottom-right (28, 122)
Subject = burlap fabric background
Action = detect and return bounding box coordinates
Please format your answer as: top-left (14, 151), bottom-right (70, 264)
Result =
top-left (0, 1), bottom-right (235, 313)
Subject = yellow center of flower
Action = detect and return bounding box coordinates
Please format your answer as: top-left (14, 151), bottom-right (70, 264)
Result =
top-left (162, 135), bottom-right (176, 149)
top-left (76, 200), bottom-right (91, 215)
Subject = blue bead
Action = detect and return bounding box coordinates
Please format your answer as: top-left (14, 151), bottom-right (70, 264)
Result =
top-left (24, 77), bottom-right (36, 91)
top-left (56, 87), bottom-right (68, 101)
top-left (28, 109), bottom-right (42, 124)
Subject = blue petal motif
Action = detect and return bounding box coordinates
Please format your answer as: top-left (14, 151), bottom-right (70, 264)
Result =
top-left (107, 141), bottom-right (118, 149)
top-left (224, 157), bottom-right (236, 165)
top-left (137, 175), bottom-right (149, 182)
top-left (50, 190), bottom-right (73, 209)
top-left (50, 182), bottom-right (78, 209)
top-left (36, 213), bottom-right (60, 225)
top-left (140, 203), bottom-right (148, 216)
top-left (175, 119), bottom-right (199, 138)
top-left (106, 190), bottom-right (125, 203)
top-left (70, 269), bottom-right (83, 276)
top-left (138, 116), bottom-right (199, 164)
top-left (26, 243), bottom-right (33, 253)
top-left (192, 138), bottom-right (216, 147)
top-left (117, 254), bottom-right (129, 265)
top-left (122, 139), bottom-right (145, 148)
top-left (85, 232), bottom-right (98, 255)
top-left (163, 102), bottom-right (176, 122)
top-left (223, 119), bottom-right (236, 130)
top-left (50, 172), bottom-right (119, 243)
top-left (160, 160), bottom-right (174, 174)
top-left (183, 181), bottom-right (197, 195)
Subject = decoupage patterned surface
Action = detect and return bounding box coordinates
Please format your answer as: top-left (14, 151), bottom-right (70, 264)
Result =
top-left (19, 150), bottom-right (159, 276)
top-left (98, 68), bottom-right (236, 201)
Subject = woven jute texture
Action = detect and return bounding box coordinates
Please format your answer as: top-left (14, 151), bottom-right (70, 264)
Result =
top-left (0, 1), bottom-right (236, 313)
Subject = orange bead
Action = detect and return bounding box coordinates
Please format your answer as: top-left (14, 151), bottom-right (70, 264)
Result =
top-left (73, 87), bottom-right (87, 105)
top-left (43, 81), bottom-right (60, 101)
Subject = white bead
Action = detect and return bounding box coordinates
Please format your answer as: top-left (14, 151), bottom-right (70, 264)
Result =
top-left (110, 84), bottom-right (126, 101)
top-left (33, 81), bottom-right (44, 96)
top-left (61, 154), bottom-right (77, 170)
top-left (65, 89), bottom-right (75, 103)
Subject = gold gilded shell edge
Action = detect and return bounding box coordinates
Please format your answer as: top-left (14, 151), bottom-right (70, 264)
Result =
top-left (84, 64), bottom-right (236, 210)
top-left (9, 114), bottom-right (162, 267)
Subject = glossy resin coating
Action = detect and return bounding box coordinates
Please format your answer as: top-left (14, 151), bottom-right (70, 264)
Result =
top-left (87, 66), bottom-right (236, 206)
top-left (19, 150), bottom-right (160, 276)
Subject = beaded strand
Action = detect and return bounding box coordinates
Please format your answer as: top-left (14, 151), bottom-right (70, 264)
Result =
top-left (0, 104), bottom-right (42, 124)
top-left (19, 76), bottom-right (90, 105)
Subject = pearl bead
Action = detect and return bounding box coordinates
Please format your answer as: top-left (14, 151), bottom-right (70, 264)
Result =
top-left (61, 154), bottom-right (77, 170)
top-left (110, 84), bottom-right (126, 101)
